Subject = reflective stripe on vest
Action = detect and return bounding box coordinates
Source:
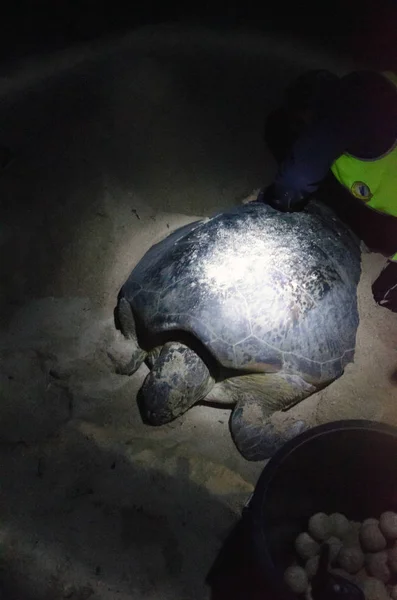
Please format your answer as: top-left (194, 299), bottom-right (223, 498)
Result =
top-left (330, 71), bottom-right (397, 218)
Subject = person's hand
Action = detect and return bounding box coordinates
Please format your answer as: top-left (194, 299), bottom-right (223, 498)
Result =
top-left (256, 183), bottom-right (305, 212)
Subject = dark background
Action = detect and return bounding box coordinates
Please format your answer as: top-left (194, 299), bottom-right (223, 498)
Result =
top-left (0, 0), bottom-right (396, 69)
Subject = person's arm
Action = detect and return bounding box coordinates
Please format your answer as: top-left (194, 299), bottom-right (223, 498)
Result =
top-left (263, 117), bottom-right (349, 211)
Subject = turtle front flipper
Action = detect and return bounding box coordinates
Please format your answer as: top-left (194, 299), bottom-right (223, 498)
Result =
top-left (139, 341), bottom-right (215, 425)
top-left (224, 372), bottom-right (317, 460)
top-left (109, 297), bottom-right (147, 375)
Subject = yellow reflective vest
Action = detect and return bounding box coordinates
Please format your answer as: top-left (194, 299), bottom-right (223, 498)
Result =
top-left (330, 71), bottom-right (397, 261)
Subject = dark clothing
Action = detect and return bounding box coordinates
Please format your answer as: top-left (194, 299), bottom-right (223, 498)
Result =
top-left (316, 173), bottom-right (397, 257)
top-left (372, 260), bottom-right (397, 313)
top-left (270, 71), bottom-right (397, 206)
top-left (262, 71), bottom-right (397, 313)
top-left (263, 70), bottom-right (397, 257)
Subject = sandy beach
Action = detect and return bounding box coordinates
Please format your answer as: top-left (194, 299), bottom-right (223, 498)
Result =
top-left (0, 24), bottom-right (396, 599)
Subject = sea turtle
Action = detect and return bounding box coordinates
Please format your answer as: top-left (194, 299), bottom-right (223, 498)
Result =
top-left (112, 200), bottom-right (361, 460)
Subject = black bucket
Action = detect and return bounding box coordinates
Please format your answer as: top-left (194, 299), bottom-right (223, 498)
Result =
top-left (249, 420), bottom-right (397, 599)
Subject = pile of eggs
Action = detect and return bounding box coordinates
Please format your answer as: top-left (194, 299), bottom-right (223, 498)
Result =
top-left (283, 511), bottom-right (397, 599)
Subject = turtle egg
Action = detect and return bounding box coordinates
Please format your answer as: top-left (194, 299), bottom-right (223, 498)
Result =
top-left (379, 511), bottom-right (397, 540)
top-left (295, 532), bottom-right (320, 560)
top-left (336, 545), bottom-right (364, 574)
top-left (304, 587), bottom-right (313, 600)
top-left (360, 577), bottom-right (389, 600)
top-left (329, 513), bottom-right (350, 539)
top-left (343, 521), bottom-right (361, 547)
top-left (363, 518), bottom-right (379, 527)
top-left (326, 536), bottom-right (343, 563)
top-left (366, 550), bottom-right (390, 583)
top-left (305, 556), bottom-right (320, 580)
top-left (308, 513), bottom-right (331, 541)
top-left (359, 523), bottom-right (387, 552)
top-left (283, 565), bottom-right (308, 594)
top-left (353, 568), bottom-right (368, 586)
top-left (389, 584), bottom-right (397, 600)
top-left (388, 544), bottom-right (397, 573)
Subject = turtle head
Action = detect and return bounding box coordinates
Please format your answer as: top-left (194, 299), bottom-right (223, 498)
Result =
top-left (138, 380), bottom-right (182, 426)
top-left (138, 341), bottom-right (215, 426)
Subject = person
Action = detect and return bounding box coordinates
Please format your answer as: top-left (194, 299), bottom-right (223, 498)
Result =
top-left (253, 69), bottom-right (397, 313)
